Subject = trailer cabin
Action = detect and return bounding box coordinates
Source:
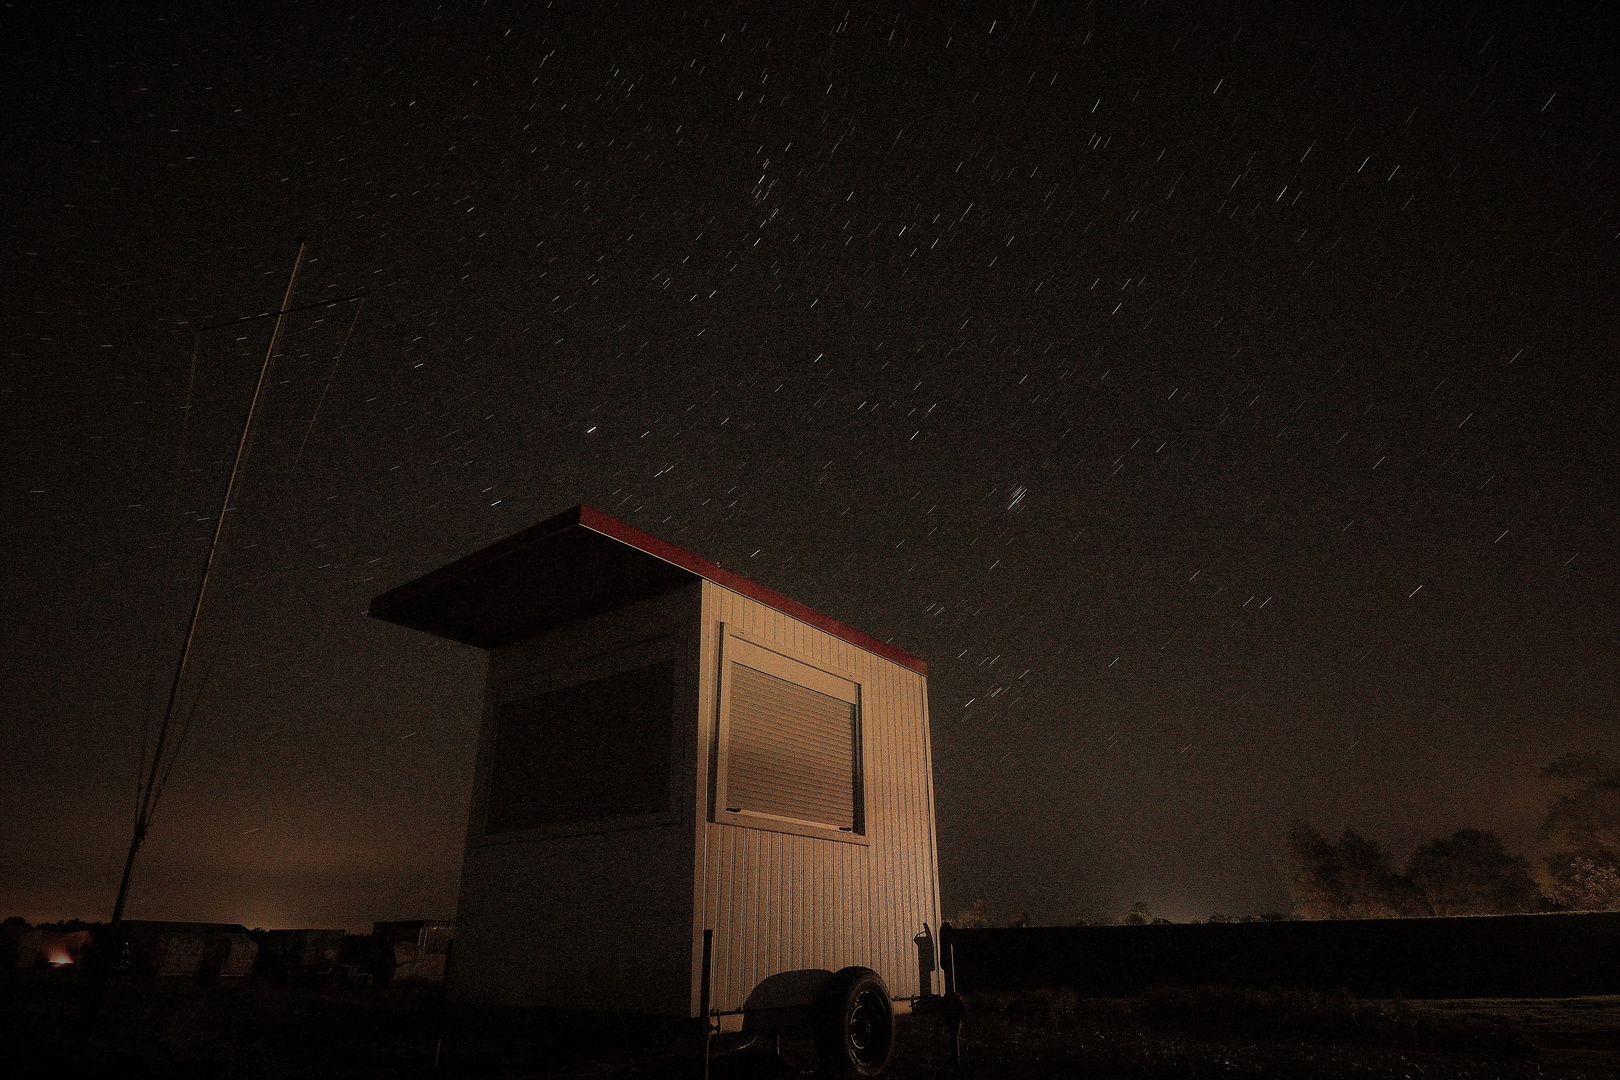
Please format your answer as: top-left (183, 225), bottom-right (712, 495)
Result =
top-left (370, 505), bottom-right (941, 1047)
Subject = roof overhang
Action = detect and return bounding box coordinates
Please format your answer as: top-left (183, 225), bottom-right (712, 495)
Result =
top-left (368, 505), bottom-right (927, 675)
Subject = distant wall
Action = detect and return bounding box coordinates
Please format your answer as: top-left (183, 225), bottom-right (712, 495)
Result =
top-left (943, 913), bottom-right (1620, 999)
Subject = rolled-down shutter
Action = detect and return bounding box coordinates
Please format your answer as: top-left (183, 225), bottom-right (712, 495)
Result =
top-left (725, 662), bottom-right (857, 830)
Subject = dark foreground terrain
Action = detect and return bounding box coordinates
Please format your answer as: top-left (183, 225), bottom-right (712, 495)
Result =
top-left (5, 968), bottom-right (1619, 1079)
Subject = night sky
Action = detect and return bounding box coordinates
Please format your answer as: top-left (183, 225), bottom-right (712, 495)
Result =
top-left (4, 2), bottom-right (1616, 932)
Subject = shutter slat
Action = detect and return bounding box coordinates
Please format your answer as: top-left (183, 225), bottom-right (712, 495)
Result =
top-left (727, 663), bottom-right (855, 830)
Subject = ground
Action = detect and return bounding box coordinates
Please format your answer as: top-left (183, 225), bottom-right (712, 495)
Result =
top-left (5, 969), bottom-right (1619, 1078)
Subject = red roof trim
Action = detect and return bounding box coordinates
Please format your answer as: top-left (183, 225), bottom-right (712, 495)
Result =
top-left (578, 505), bottom-right (928, 676)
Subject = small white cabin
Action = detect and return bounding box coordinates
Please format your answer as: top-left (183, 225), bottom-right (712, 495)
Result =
top-left (370, 505), bottom-right (942, 1030)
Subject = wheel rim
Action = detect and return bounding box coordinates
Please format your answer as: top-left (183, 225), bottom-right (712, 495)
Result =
top-left (845, 987), bottom-right (890, 1066)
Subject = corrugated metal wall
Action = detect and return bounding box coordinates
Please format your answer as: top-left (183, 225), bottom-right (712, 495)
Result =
top-left (693, 582), bottom-right (942, 1014)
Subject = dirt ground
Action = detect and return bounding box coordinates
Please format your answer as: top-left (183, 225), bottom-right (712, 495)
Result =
top-left (1417, 998), bottom-right (1620, 1078)
top-left (5, 968), bottom-right (1619, 1079)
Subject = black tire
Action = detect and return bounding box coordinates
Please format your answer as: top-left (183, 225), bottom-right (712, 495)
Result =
top-left (816, 966), bottom-right (894, 1079)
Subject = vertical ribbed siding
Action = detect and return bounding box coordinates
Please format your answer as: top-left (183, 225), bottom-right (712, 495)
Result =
top-left (691, 583), bottom-right (941, 1014)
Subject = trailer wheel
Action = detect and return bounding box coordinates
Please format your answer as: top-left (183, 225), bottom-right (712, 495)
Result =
top-left (816, 966), bottom-right (894, 1079)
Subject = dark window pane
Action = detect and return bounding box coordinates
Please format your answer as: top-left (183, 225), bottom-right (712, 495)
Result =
top-left (487, 660), bottom-right (675, 833)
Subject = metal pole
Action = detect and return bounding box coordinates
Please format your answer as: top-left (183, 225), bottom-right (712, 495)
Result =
top-left (77, 239), bottom-right (308, 1036)
top-left (700, 929), bottom-right (714, 1080)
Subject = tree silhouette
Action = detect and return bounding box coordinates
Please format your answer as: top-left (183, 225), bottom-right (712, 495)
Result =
top-left (1540, 752), bottom-right (1620, 910)
top-left (1287, 820), bottom-right (1547, 919)
top-left (1121, 901), bottom-right (1153, 926)
top-left (1407, 829), bottom-right (1540, 916)
top-left (953, 899), bottom-right (992, 928)
top-left (1284, 821), bottom-right (1414, 919)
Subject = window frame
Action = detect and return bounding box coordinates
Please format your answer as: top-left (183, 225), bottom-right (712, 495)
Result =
top-left (475, 634), bottom-right (683, 846)
top-left (712, 624), bottom-right (868, 846)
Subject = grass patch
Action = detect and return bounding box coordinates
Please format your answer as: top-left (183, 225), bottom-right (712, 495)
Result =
top-left (7, 968), bottom-right (1614, 1078)
top-left (970, 985), bottom-right (1537, 1056)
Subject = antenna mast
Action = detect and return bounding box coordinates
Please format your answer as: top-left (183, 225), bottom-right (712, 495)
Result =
top-left (79, 240), bottom-right (309, 1033)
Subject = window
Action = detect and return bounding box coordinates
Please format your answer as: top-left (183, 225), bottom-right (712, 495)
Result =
top-left (715, 630), bottom-right (864, 840)
top-left (486, 659), bottom-right (675, 834)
